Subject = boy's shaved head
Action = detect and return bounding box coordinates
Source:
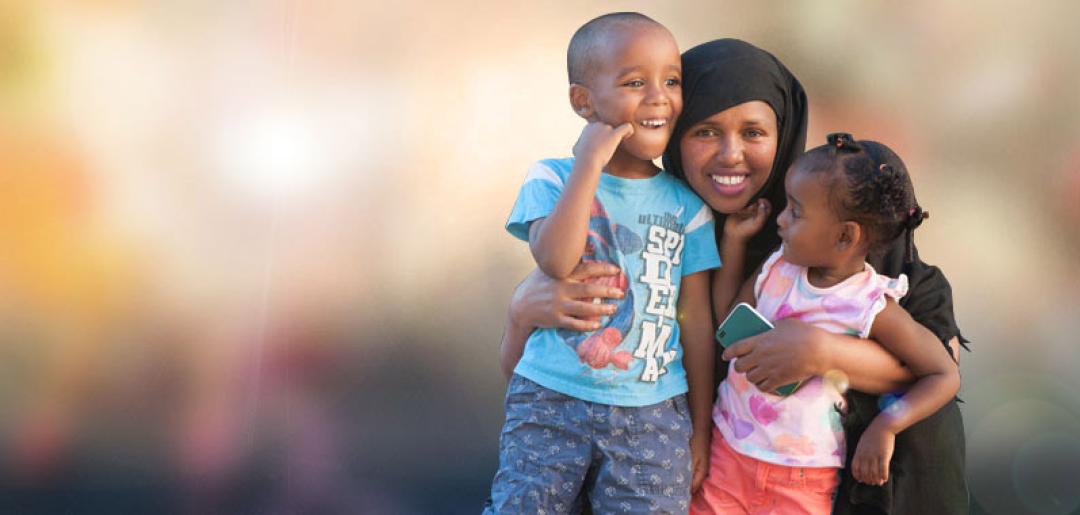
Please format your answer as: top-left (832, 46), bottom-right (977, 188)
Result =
top-left (567, 12), bottom-right (668, 85)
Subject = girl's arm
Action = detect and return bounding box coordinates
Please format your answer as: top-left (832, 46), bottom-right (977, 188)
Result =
top-left (498, 263), bottom-right (625, 379)
top-left (852, 299), bottom-right (961, 485)
top-left (530, 123), bottom-right (632, 278)
top-left (677, 270), bottom-right (715, 494)
top-left (712, 199), bottom-right (770, 322)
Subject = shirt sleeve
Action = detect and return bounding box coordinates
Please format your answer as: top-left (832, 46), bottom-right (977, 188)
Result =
top-left (505, 160), bottom-right (565, 242)
top-left (679, 202), bottom-right (721, 275)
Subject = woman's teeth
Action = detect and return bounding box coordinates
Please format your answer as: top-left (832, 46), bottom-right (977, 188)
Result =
top-left (640, 119), bottom-right (666, 128)
top-left (711, 175), bottom-right (746, 186)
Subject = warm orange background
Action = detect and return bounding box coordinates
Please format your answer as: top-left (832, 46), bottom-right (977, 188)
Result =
top-left (1, 1), bottom-right (1078, 513)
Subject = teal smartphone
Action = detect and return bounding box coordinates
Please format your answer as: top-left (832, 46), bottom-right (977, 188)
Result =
top-left (715, 303), bottom-right (802, 397)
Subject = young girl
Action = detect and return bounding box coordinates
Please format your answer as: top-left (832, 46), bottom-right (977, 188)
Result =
top-left (692, 133), bottom-right (961, 514)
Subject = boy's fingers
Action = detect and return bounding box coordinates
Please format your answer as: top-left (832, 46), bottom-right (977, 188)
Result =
top-left (613, 122), bottom-right (634, 139)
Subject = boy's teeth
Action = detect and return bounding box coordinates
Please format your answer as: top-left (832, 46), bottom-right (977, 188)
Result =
top-left (711, 175), bottom-right (746, 186)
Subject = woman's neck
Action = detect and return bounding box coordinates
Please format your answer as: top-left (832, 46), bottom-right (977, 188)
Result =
top-left (604, 148), bottom-right (660, 179)
top-left (806, 255), bottom-right (867, 288)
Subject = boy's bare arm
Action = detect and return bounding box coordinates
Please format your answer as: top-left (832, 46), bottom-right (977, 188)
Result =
top-left (677, 271), bottom-right (715, 492)
top-left (530, 122), bottom-right (632, 279)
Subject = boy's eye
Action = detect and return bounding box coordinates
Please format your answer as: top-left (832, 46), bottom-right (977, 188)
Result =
top-left (666, 77), bottom-right (681, 87)
top-left (624, 79), bottom-right (645, 87)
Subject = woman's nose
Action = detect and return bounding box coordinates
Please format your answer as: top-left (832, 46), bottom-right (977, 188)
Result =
top-left (715, 136), bottom-right (743, 167)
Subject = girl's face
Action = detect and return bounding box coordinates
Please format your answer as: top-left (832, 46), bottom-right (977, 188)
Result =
top-left (679, 101), bottom-right (778, 214)
top-left (776, 166), bottom-right (843, 268)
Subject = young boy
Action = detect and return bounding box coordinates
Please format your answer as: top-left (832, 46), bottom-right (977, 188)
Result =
top-left (487, 12), bottom-right (720, 513)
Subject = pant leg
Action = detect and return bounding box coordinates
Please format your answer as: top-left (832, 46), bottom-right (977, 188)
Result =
top-left (588, 395), bottom-right (693, 514)
top-left (487, 375), bottom-right (592, 514)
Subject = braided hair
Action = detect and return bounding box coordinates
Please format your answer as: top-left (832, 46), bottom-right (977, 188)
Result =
top-left (795, 132), bottom-right (928, 261)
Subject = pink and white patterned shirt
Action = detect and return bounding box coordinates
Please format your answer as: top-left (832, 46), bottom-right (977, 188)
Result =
top-left (714, 247), bottom-right (908, 468)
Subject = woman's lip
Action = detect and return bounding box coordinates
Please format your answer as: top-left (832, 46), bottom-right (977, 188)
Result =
top-left (706, 172), bottom-right (750, 196)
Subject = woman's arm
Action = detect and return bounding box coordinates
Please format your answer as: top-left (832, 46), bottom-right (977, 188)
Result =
top-left (722, 320), bottom-right (915, 394)
top-left (498, 262), bottom-right (626, 379)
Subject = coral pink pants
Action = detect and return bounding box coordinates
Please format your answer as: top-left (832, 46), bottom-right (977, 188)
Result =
top-left (690, 427), bottom-right (839, 515)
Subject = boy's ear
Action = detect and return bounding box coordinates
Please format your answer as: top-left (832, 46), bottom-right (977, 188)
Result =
top-left (837, 221), bottom-right (862, 250)
top-left (569, 84), bottom-right (594, 120)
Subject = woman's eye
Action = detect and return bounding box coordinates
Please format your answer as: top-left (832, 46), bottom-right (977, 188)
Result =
top-left (694, 128), bottom-right (718, 137)
top-left (745, 129), bottom-right (764, 138)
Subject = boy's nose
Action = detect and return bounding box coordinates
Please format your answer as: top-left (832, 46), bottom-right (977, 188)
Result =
top-left (644, 83), bottom-right (670, 105)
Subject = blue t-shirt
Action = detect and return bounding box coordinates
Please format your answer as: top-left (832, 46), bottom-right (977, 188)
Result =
top-left (506, 157), bottom-right (721, 406)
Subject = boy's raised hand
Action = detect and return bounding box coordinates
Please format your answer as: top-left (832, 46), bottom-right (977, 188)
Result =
top-left (572, 121), bottom-right (634, 169)
top-left (723, 198), bottom-right (771, 243)
top-left (852, 423), bottom-right (895, 486)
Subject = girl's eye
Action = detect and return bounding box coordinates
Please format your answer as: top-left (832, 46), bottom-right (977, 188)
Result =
top-left (694, 128), bottom-right (718, 137)
top-left (666, 77), bottom-right (681, 87)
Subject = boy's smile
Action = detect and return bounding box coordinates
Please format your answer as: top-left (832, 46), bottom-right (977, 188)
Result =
top-left (578, 24), bottom-right (682, 165)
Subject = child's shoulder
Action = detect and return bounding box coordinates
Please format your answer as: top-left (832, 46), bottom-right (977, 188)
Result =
top-left (652, 170), bottom-right (709, 211)
top-left (530, 157), bottom-right (575, 178)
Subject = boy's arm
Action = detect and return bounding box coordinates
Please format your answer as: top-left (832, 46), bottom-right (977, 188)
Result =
top-left (677, 270), bottom-right (715, 493)
top-left (530, 122), bottom-right (632, 279)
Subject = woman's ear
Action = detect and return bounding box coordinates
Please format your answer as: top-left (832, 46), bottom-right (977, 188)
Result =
top-left (837, 221), bottom-right (863, 251)
top-left (569, 84), bottom-right (594, 120)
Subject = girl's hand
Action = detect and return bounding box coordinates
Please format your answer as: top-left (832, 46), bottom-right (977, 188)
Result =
top-left (721, 318), bottom-right (825, 392)
top-left (509, 261), bottom-right (625, 332)
top-left (723, 198), bottom-right (771, 243)
top-left (852, 424), bottom-right (896, 486)
top-left (690, 428), bottom-right (710, 494)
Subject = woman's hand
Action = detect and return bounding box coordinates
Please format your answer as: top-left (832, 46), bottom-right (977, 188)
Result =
top-left (723, 198), bottom-right (771, 243)
top-left (509, 261), bottom-right (626, 332)
top-left (500, 262), bottom-right (626, 378)
top-left (720, 318), bottom-right (825, 392)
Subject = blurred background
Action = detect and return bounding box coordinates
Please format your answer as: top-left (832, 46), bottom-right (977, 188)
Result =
top-left (1, 0), bottom-right (1078, 513)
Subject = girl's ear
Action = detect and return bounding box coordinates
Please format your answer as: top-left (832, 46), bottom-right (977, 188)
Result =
top-left (837, 221), bottom-right (862, 250)
top-left (569, 84), bottom-right (594, 120)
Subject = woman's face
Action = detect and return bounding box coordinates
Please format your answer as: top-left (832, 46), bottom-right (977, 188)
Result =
top-left (679, 100), bottom-right (779, 214)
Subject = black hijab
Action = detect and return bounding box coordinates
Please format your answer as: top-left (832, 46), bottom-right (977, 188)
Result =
top-left (663, 38), bottom-right (808, 276)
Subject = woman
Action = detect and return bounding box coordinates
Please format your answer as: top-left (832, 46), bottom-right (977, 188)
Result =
top-left (499, 39), bottom-right (968, 514)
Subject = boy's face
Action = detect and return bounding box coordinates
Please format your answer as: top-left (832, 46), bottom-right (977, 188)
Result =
top-left (579, 25), bottom-right (682, 161)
